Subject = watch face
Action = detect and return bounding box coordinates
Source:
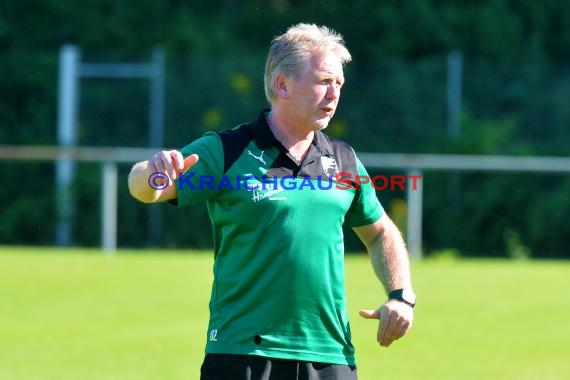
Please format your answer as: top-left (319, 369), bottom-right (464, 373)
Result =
top-left (402, 289), bottom-right (416, 304)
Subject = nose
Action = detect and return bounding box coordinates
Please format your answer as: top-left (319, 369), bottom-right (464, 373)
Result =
top-left (326, 83), bottom-right (341, 100)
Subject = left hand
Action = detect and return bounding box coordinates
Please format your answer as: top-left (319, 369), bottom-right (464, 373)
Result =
top-left (359, 299), bottom-right (414, 347)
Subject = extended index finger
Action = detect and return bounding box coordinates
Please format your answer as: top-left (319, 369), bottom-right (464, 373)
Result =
top-left (182, 154), bottom-right (199, 172)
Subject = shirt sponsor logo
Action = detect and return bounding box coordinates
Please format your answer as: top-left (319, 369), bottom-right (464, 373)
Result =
top-left (251, 188), bottom-right (286, 203)
top-left (244, 174), bottom-right (286, 202)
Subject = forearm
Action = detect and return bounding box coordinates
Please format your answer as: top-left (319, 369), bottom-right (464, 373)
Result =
top-left (368, 218), bottom-right (413, 293)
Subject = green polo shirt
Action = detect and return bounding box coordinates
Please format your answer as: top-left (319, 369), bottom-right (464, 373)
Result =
top-left (174, 110), bottom-right (383, 365)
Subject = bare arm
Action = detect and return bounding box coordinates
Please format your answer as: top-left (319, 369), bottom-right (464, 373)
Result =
top-left (353, 213), bottom-right (412, 291)
top-left (128, 150), bottom-right (198, 203)
top-left (353, 213), bottom-right (414, 347)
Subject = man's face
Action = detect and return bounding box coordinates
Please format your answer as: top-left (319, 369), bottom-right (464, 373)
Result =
top-left (287, 51), bottom-right (345, 131)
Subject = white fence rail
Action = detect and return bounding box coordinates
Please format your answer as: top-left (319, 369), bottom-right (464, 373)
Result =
top-left (2, 145), bottom-right (570, 257)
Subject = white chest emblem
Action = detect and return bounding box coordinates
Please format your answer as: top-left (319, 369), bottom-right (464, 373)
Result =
top-left (321, 156), bottom-right (339, 176)
top-left (248, 149), bottom-right (266, 165)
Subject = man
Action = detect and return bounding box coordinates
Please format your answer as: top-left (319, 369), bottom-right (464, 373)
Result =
top-left (129, 23), bottom-right (415, 380)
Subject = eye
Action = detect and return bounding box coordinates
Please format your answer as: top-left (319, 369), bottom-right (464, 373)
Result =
top-left (319, 78), bottom-right (343, 89)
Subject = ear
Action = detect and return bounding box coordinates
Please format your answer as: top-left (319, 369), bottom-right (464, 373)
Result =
top-left (275, 75), bottom-right (289, 98)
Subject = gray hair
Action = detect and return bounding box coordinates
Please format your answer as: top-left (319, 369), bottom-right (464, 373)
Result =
top-left (264, 23), bottom-right (352, 103)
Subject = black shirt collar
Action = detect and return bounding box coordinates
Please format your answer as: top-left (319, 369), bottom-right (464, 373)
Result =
top-left (253, 109), bottom-right (278, 149)
top-left (253, 109), bottom-right (335, 157)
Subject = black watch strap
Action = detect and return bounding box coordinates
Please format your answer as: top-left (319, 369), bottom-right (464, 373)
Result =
top-left (388, 288), bottom-right (416, 308)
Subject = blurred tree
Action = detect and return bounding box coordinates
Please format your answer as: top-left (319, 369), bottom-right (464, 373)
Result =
top-left (1, 0), bottom-right (569, 257)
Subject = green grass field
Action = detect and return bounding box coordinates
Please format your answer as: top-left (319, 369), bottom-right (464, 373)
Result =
top-left (1, 247), bottom-right (568, 380)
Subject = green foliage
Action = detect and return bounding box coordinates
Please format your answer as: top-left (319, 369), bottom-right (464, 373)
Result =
top-left (1, 0), bottom-right (569, 257)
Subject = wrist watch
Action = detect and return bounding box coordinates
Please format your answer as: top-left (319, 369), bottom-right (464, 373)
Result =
top-left (388, 288), bottom-right (416, 308)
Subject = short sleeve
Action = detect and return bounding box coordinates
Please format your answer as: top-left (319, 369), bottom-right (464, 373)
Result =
top-left (344, 157), bottom-right (384, 227)
top-left (173, 132), bottom-right (224, 206)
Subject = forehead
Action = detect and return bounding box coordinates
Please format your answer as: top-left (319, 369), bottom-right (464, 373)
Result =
top-left (306, 51), bottom-right (344, 77)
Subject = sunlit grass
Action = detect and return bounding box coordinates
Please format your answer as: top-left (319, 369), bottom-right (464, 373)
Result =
top-left (1, 247), bottom-right (568, 380)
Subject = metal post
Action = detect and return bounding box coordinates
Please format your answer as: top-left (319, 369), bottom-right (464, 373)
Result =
top-left (102, 162), bottom-right (118, 253)
top-left (55, 44), bottom-right (165, 251)
top-left (148, 47), bottom-right (166, 247)
top-left (56, 45), bottom-right (80, 246)
top-left (149, 47), bottom-right (165, 149)
top-left (447, 50), bottom-right (462, 139)
top-left (447, 51), bottom-right (463, 238)
top-left (447, 50), bottom-right (463, 232)
top-left (407, 169), bottom-right (423, 259)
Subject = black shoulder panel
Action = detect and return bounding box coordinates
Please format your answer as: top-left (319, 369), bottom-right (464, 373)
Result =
top-left (217, 123), bottom-right (256, 174)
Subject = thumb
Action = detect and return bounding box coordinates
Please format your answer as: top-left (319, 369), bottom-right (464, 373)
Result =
top-left (359, 308), bottom-right (381, 320)
top-left (182, 154), bottom-right (199, 172)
